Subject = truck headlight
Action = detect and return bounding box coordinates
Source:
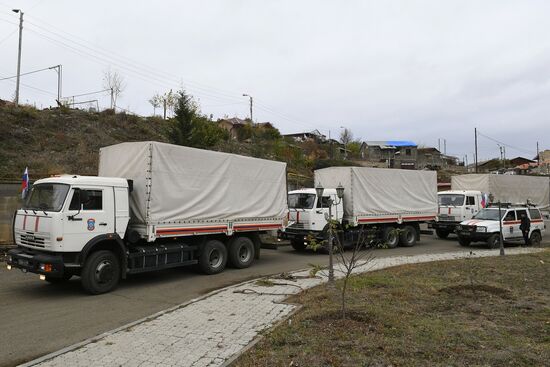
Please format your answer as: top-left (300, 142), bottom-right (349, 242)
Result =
top-left (476, 226), bottom-right (487, 233)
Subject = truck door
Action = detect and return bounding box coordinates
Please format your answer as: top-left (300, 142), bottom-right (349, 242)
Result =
top-left (315, 195), bottom-right (334, 231)
top-left (63, 187), bottom-right (115, 252)
top-left (464, 195), bottom-right (476, 219)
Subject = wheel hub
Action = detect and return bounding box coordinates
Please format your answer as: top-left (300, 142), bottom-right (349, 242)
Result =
top-left (95, 260), bottom-right (113, 284)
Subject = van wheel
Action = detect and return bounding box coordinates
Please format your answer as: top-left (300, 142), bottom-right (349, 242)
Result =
top-left (81, 250), bottom-right (120, 295)
top-left (487, 234), bottom-right (502, 249)
top-left (399, 226), bottom-right (417, 247)
top-left (529, 231), bottom-right (542, 247)
top-left (458, 237), bottom-right (471, 247)
top-left (382, 227), bottom-right (399, 249)
top-left (199, 240), bottom-right (227, 274)
top-left (228, 237), bottom-right (255, 269)
top-left (435, 229), bottom-right (450, 239)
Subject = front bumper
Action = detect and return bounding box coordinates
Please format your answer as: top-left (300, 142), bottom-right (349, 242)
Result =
top-left (6, 247), bottom-right (66, 278)
top-left (456, 228), bottom-right (492, 242)
top-left (281, 227), bottom-right (323, 242)
top-left (429, 221), bottom-right (460, 231)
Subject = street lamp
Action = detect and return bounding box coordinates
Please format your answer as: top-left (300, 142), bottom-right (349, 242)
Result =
top-left (12, 8), bottom-right (24, 107)
top-left (340, 126), bottom-right (347, 159)
top-left (316, 182), bottom-right (345, 283)
top-left (242, 93), bottom-right (253, 123)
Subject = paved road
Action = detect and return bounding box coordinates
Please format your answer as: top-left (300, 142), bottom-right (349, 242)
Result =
top-left (0, 234), bottom-right (547, 367)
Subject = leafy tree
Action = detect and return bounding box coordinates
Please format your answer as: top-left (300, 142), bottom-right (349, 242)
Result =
top-left (171, 90), bottom-right (228, 148)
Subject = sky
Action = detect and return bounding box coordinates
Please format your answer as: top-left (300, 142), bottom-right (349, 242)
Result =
top-left (1, 0), bottom-right (549, 162)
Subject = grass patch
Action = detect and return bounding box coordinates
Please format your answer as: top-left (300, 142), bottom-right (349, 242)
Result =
top-left (236, 251), bottom-right (550, 367)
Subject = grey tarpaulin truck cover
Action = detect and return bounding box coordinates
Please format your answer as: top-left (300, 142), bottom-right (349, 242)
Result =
top-left (451, 174), bottom-right (550, 209)
top-left (315, 167), bottom-right (437, 224)
top-left (98, 141), bottom-right (288, 240)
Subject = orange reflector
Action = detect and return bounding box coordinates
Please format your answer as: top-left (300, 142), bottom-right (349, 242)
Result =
top-left (44, 264), bottom-right (53, 272)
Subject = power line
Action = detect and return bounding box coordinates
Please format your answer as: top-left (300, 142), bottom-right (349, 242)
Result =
top-left (476, 130), bottom-right (535, 156)
top-left (0, 65), bottom-right (57, 80)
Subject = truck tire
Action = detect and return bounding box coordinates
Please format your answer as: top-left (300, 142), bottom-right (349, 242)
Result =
top-left (228, 236), bottom-right (255, 269)
top-left (530, 231), bottom-right (542, 247)
top-left (458, 236), bottom-right (471, 247)
top-left (399, 225), bottom-right (417, 247)
top-left (487, 233), bottom-right (501, 249)
top-left (382, 226), bottom-right (399, 249)
top-left (81, 250), bottom-right (120, 295)
top-left (435, 229), bottom-right (450, 239)
top-left (290, 239), bottom-right (306, 251)
top-left (199, 240), bottom-right (227, 274)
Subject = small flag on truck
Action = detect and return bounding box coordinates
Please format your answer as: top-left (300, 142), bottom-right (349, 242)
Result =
top-left (21, 167), bottom-right (29, 199)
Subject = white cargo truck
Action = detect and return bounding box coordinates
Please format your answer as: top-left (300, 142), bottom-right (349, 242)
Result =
top-left (432, 174), bottom-right (550, 238)
top-left (284, 167), bottom-right (437, 249)
top-left (7, 142), bottom-right (288, 294)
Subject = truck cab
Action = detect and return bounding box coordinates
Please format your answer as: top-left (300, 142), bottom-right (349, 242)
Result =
top-left (456, 205), bottom-right (546, 248)
top-left (432, 190), bottom-right (485, 238)
top-left (285, 188), bottom-right (343, 250)
top-left (7, 175), bottom-right (130, 292)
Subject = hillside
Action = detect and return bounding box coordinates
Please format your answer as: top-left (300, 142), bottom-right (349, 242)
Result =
top-left (0, 104), bottom-right (173, 181)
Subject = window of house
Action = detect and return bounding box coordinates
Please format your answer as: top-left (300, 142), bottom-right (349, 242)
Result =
top-left (69, 189), bottom-right (103, 210)
top-left (405, 148), bottom-right (411, 156)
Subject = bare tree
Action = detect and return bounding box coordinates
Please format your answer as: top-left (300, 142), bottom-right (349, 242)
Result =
top-left (103, 68), bottom-right (126, 109)
top-left (332, 224), bottom-right (377, 319)
top-left (149, 93), bottom-right (162, 116)
top-left (339, 128), bottom-right (354, 146)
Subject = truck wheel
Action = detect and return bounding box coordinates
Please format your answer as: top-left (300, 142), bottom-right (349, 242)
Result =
top-left (435, 229), bottom-right (450, 239)
top-left (290, 239), bottom-right (306, 251)
top-left (487, 234), bottom-right (502, 249)
top-left (458, 237), bottom-right (471, 247)
top-left (228, 236), bottom-right (255, 269)
top-left (199, 240), bottom-right (227, 274)
top-left (529, 231), bottom-right (541, 247)
top-left (81, 250), bottom-right (120, 295)
top-left (382, 227), bottom-right (399, 249)
top-left (399, 226), bottom-right (417, 247)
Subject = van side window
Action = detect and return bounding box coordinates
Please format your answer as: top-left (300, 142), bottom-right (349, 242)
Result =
top-left (529, 209), bottom-right (541, 220)
top-left (516, 209), bottom-right (528, 221)
top-left (466, 196), bottom-right (475, 205)
top-left (69, 190), bottom-right (103, 210)
top-left (503, 211), bottom-right (516, 221)
top-left (317, 196), bottom-right (331, 208)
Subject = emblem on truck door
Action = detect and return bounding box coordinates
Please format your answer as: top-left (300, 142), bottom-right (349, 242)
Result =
top-left (87, 218), bottom-right (96, 231)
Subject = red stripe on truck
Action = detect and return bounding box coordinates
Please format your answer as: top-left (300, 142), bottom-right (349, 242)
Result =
top-left (157, 226), bottom-right (227, 236)
top-left (34, 216), bottom-right (40, 232)
top-left (234, 223), bottom-right (282, 231)
top-left (22, 215), bottom-right (27, 230)
top-left (359, 215), bottom-right (436, 223)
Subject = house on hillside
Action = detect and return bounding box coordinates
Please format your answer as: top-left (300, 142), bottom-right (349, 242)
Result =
top-left (417, 148), bottom-right (461, 169)
top-left (283, 129), bottom-right (326, 143)
top-left (217, 117), bottom-right (248, 139)
top-left (359, 141), bottom-right (417, 169)
top-left (509, 157), bottom-right (535, 167)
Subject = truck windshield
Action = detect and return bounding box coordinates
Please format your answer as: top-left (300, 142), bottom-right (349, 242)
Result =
top-left (473, 208), bottom-right (503, 221)
top-left (438, 194), bottom-right (465, 206)
top-left (288, 193), bottom-right (316, 209)
top-left (23, 183), bottom-right (70, 212)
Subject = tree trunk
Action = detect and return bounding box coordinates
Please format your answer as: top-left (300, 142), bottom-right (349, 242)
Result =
top-left (341, 278), bottom-right (348, 320)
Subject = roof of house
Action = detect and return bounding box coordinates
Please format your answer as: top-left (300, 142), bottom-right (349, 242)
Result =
top-left (417, 147), bottom-right (441, 153)
top-left (362, 140), bottom-right (417, 148)
top-left (283, 129), bottom-right (326, 138)
top-left (218, 117), bottom-right (248, 126)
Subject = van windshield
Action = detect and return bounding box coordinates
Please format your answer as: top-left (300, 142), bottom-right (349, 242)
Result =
top-left (288, 193), bottom-right (316, 209)
top-left (23, 183), bottom-right (70, 212)
top-left (473, 208), bottom-right (503, 221)
top-left (438, 194), bottom-right (465, 206)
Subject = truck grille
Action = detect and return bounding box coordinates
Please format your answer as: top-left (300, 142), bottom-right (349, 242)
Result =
top-left (438, 215), bottom-right (457, 222)
top-left (16, 232), bottom-right (50, 249)
top-left (289, 222), bottom-right (308, 229)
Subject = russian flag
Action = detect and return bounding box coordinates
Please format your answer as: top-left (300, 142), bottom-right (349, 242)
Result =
top-left (21, 167), bottom-right (29, 199)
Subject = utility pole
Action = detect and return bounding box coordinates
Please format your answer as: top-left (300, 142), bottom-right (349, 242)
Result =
top-left (242, 93), bottom-right (253, 123)
top-left (110, 88), bottom-right (114, 109)
top-left (474, 128), bottom-right (478, 173)
top-left (49, 65), bottom-right (62, 105)
top-left (438, 138), bottom-right (441, 152)
top-left (537, 142), bottom-right (540, 166)
top-left (13, 9), bottom-right (24, 107)
top-left (444, 139), bottom-right (447, 155)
